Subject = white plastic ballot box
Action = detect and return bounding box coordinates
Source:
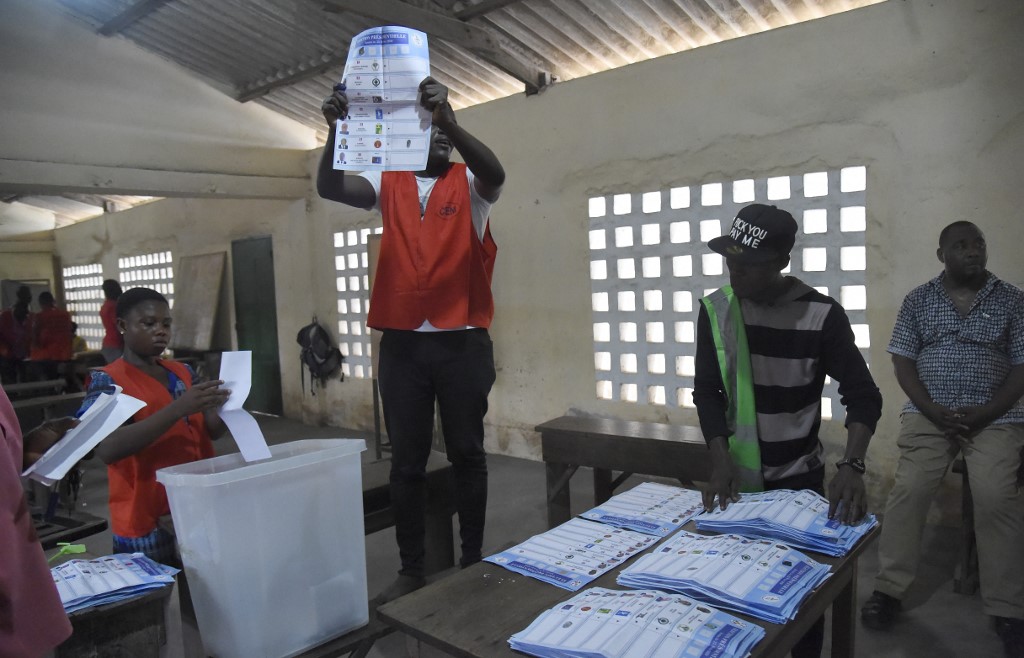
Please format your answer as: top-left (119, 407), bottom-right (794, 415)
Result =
top-left (157, 439), bottom-right (368, 658)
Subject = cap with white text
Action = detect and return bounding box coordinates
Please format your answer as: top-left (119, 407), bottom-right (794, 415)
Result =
top-left (708, 204), bottom-right (798, 263)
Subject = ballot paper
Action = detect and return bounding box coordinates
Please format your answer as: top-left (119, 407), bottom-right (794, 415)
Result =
top-left (332, 25), bottom-right (432, 172)
top-left (580, 482), bottom-right (705, 536)
top-left (217, 350), bottom-right (272, 462)
top-left (617, 530), bottom-right (832, 624)
top-left (52, 553), bottom-right (179, 614)
top-left (485, 517), bottom-right (659, 591)
top-left (509, 587), bottom-right (766, 658)
top-left (22, 385), bottom-right (145, 486)
top-left (694, 489), bottom-right (877, 557)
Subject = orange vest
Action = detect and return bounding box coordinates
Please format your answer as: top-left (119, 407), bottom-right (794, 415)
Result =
top-left (367, 163), bottom-right (497, 330)
top-left (30, 307), bottom-right (73, 361)
top-left (102, 359), bottom-right (214, 537)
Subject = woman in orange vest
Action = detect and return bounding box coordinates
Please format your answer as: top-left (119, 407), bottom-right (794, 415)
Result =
top-left (0, 285), bottom-right (33, 384)
top-left (28, 291), bottom-right (74, 381)
top-left (100, 278), bottom-right (124, 363)
top-left (77, 287), bottom-right (230, 563)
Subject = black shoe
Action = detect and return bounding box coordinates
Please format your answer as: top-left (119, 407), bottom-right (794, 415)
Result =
top-left (994, 617), bottom-right (1024, 658)
top-left (369, 574), bottom-right (426, 608)
top-left (861, 590), bottom-right (901, 631)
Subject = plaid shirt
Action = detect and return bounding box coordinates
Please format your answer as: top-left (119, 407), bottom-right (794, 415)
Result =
top-left (888, 271), bottom-right (1024, 423)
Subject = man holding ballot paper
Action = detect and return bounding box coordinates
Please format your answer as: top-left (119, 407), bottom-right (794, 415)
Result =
top-left (318, 56), bottom-right (506, 605)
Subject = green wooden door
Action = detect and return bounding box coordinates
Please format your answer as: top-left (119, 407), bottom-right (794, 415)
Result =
top-left (231, 236), bottom-right (283, 414)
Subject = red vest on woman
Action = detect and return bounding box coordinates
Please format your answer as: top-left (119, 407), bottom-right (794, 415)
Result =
top-left (101, 298), bottom-right (124, 349)
top-left (102, 359), bottom-right (214, 537)
top-left (367, 163), bottom-right (497, 330)
top-left (30, 307), bottom-right (73, 361)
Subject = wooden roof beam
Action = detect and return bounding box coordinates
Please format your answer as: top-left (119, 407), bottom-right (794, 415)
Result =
top-left (0, 159), bottom-right (308, 200)
top-left (98, 0), bottom-right (173, 36)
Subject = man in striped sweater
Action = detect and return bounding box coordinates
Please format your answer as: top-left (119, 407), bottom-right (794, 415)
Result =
top-left (693, 203), bottom-right (883, 658)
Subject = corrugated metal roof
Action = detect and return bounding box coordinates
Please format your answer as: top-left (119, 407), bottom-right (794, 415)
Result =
top-left (29, 0), bottom-right (882, 226)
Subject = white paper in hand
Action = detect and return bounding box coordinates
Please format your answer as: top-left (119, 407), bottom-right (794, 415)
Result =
top-left (23, 385), bottom-right (145, 486)
top-left (217, 350), bottom-right (272, 462)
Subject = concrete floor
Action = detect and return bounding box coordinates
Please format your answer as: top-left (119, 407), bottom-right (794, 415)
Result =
top-left (48, 413), bottom-right (1005, 657)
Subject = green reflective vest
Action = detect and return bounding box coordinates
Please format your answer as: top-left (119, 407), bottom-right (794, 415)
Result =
top-left (701, 286), bottom-right (764, 492)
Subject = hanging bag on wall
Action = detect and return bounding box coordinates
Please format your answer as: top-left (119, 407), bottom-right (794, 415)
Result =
top-left (296, 316), bottom-right (343, 395)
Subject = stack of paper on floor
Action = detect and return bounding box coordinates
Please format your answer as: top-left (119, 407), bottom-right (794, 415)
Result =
top-left (52, 553), bottom-right (179, 613)
top-left (579, 482), bottom-right (705, 536)
top-left (694, 489), bottom-right (877, 556)
top-left (617, 530), bottom-right (831, 624)
top-left (484, 518), bottom-right (658, 591)
top-left (509, 587), bottom-right (765, 658)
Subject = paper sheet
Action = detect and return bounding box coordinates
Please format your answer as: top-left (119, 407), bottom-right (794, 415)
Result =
top-left (217, 350), bottom-right (272, 462)
top-left (332, 25), bottom-right (432, 172)
top-left (23, 385), bottom-right (145, 486)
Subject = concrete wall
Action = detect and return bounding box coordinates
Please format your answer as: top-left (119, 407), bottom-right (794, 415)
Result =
top-left (47, 0), bottom-right (1024, 518)
top-left (0, 248), bottom-right (55, 286)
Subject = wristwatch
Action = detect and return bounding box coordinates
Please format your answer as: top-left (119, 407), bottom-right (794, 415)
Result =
top-left (835, 457), bottom-right (866, 474)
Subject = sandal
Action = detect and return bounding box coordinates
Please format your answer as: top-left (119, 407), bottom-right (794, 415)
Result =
top-left (861, 590), bottom-right (901, 630)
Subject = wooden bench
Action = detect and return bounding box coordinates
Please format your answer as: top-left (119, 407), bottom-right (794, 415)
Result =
top-left (535, 415), bottom-right (711, 528)
top-left (360, 449), bottom-right (455, 576)
top-left (13, 391), bottom-right (86, 435)
top-left (3, 378), bottom-right (67, 400)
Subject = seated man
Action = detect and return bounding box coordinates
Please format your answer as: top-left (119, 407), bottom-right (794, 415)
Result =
top-left (861, 221), bottom-right (1024, 658)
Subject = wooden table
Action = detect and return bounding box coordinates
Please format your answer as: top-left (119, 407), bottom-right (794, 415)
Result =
top-left (379, 521), bottom-right (879, 658)
top-left (536, 416), bottom-right (711, 528)
top-left (34, 508), bottom-right (108, 550)
top-left (56, 581), bottom-right (174, 657)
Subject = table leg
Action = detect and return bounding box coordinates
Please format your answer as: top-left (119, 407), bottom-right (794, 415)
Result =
top-left (830, 563), bottom-right (858, 658)
top-left (594, 468), bottom-right (613, 506)
top-left (546, 462), bottom-right (573, 529)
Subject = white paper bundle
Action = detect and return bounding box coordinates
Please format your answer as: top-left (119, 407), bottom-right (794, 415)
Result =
top-left (484, 518), bottom-right (658, 591)
top-left (23, 385), bottom-right (145, 486)
top-left (617, 530), bottom-right (831, 624)
top-left (52, 553), bottom-right (179, 613)
top-left (509, 587), bottom-right (765, 658)
top-left (694, 489), bottom-right (877, 556)
top-left (580, 482), bottom-right (705, 536)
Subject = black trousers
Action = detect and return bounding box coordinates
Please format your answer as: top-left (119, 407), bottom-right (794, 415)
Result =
top-left (377, 328), bottom-right (496, 578)
top-left (766, 467), bottom-right (827, 658)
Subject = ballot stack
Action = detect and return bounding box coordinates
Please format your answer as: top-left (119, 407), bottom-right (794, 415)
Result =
top-left (485, 483), bottom-right (704, 591)
top-left (694, 489), bottom-right (878, 557)
top-left (617, 530), bottom-right (832, 624)
top-left (509, 587), bottom-right (766, 658)
top-left (51, 553), bottom-right (178, 614)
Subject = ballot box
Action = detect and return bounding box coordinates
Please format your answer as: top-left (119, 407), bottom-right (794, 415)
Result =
top-left (157, 439), bottom-right (368, 658)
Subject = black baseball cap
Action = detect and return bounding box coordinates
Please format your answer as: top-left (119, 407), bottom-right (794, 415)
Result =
top-left (708, 204), bottom-right (798, 263)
